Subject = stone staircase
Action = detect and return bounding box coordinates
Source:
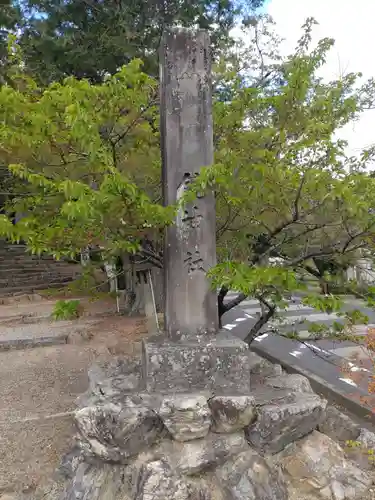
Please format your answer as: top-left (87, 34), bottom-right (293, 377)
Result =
top-left (0, 240), bottom-right (81, 296)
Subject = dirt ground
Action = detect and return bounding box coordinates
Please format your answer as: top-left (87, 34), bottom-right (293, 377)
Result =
top-left (0, 293), bottom-right (150, 497)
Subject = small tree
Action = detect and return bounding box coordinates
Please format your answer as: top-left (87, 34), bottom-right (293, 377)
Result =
top-left (200, 18), bottom-right (375, 340)
top-left (0, 53), bottom-right (173, 266)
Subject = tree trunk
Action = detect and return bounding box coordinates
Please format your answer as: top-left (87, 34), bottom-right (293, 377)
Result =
top-left (217, 286), bottom-right (248, 327)
top-left (243, 306), bottom-right (276, 345)
top-left (218, 286), bottom-right (229, 327)
top-left (319, 280), bottom-right (329, 295)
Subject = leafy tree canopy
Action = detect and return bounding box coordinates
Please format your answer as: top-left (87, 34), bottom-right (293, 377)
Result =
top-left (0, 0), bottom-right (21, 85)
top-left (15, 0), bottom-right (265, 83)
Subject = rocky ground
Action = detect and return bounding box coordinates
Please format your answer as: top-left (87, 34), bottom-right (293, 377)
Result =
top-left (28, 351), bottom-right (375, 500)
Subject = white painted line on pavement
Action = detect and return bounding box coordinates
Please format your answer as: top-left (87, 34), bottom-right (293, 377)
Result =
top-left (290, 350), bottom-right (303, 357)
top-left (339, 377), bottom-right (358, 387)
top-left (304, 344), bottom-right (370, 374)
top-left (245, 313), bottom-right (253, 319)
top-left (254, 333), bottom-right (269, 342)
top-left (350, 366), bottom-right (370, 373)
top-left (340, 360), bottom-right (369, 373)
top-left (235, 317), bottom-right (247, 322)
top-left (223, 324), bottom-right (236, 330)
top-left (303, 342), bottom-right (323, 352)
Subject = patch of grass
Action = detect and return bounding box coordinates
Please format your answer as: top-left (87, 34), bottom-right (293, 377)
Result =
top-left (345, 439), bottom-right (375, 467)
top-left (51, 299), bottom-right (83, 320)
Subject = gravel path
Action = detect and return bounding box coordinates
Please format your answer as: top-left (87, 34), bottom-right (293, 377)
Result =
top-left (0, 296), bottom-right (148, 496)
top-left (0, 345), bottom-right (95, 494)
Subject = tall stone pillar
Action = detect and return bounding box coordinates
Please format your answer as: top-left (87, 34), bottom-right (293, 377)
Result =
top-left (160, 28), bottom-right (218, 340)
top-left (142, 28), bottom-right (251, 395)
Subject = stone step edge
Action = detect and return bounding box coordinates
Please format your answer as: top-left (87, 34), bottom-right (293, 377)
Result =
top-left (0, 277), bottom-right (77, 284)
top-left (0, 279), bottom-right (75, 287)
top-left (0, 333), bottom-right (68, 351)
top-left (0, 312), bottom-right (52, 323)
top-left (0, 272), bottom-right (78, 278)
top-left (0, 281), bottom-right (75, 297)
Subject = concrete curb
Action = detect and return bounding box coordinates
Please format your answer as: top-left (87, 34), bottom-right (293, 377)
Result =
top-left (0, 334), bottom-right (68, 351)
top-left (251, 343), bottom-right (375, 427)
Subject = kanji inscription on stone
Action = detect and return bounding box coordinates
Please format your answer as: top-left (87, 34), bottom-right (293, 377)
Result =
top-left (160, 28), bottom-right (218, 339)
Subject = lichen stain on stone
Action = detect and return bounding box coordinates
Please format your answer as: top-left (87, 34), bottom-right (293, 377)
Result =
top-left (171, 361), bottom-right (183, 372)
top-left (150, 354), bottom-right (162, 368)
top-left (199, 355), bottom-right (210, 363)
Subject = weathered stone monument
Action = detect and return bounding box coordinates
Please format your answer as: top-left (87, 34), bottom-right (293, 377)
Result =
top-left (160, 28), bottom-right (217, 339)
top-left (142, 28), bottom-right (252, 395)
top-left (35, 28), bottom-right (375, 500)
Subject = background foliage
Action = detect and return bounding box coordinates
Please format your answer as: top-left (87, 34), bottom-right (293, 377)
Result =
top-left (2, 14), bottom-right (375, 343)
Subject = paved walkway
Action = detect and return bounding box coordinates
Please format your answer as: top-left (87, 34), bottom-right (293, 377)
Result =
top-left (222, 292), bottom-right (375, 420)
top-left (224, 294), bottom-right (372, 339)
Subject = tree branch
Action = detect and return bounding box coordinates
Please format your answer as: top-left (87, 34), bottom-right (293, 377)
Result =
top-left (286, 240), bottom-right (367, 269)
top-left (137, 247), bottom-right (163, 269)
top-left (218, 285), bottom-right (229, 323)
top-left (221, 292), bottom-right (247, 316)
top-left (262, 224), bottom-right (326, 262)
top-left (112, 97), bottom-right (157, 146)
top-left (243, 296), bottom-right (276, 344)
top-left (111, 142), bottom-right (117, 169)
top-left (292, 174), bottom-right (306, 221)
top-left (251, 218), bottom-right (296, 264)
top-left (299, 263), bottom-right (321, 280)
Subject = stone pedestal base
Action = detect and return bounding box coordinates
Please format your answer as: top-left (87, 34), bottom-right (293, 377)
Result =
top-left (142, 334), bottom-right (251, 394)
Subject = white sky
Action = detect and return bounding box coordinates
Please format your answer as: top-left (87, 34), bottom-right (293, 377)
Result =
top-left (265, 0), bottom-right (375, 159)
